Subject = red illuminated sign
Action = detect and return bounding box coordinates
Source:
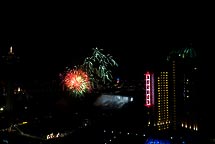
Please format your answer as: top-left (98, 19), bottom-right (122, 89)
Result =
top-left (144, 72), bottom-right (154, 108)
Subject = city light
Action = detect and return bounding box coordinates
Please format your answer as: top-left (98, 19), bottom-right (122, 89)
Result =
top-left (144, 72), bottom-right (154, 107)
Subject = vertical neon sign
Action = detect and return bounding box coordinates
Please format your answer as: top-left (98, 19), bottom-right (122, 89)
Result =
top-left (145, 72), bottom-right (151, 107)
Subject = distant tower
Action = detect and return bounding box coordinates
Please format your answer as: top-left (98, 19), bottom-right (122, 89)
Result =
top-left (156, 71), bottom-right (170, 131)
top-left (0, 46), bottom-right (20, 113)
top-left (167, 43), bottom-right (199, 132)
top-left (3, 46), bottom-right (20, 65)
top-left (145, 42), bottom-right (200, 133)
top-left (9, 46), bottom-right (14, 54)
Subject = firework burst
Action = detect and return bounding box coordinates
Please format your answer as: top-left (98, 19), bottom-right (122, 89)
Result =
top-left (62, 68), bottom-right (91, 96)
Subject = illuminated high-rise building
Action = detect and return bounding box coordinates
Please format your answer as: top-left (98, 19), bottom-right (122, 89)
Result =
top-left (145, 43), bottom-right (200, 133)
top-left (144, 71), bottom-right (170, 131)
top-left (156, 71), bottom-right (170, 131)
top-left (167, 43), bottom-right (199, 132)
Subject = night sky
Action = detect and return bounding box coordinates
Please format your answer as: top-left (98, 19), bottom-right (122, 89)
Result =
top-left (0, 4), bottom-right (212, 81)
top-left (1, 2), bottom-right (215, 134)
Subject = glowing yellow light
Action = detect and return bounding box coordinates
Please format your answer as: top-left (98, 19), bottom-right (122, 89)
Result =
top-left (18, 87), bottom-right (21, 92)
top-left (10, 46), bottom-right (13, 54)
top-left (76, 76), bottom-right (81, 81)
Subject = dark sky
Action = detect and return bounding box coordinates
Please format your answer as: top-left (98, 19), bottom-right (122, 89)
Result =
top-left (1, 3), bottom-right (215, 133)
top-left (0, 3), bottom-right (212, 80)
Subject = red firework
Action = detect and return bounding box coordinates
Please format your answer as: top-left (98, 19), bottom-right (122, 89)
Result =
top-left (63, 69), bottom-right (91, 96)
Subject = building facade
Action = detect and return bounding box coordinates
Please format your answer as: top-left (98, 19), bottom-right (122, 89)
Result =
top-left (145, 44), bottom-right (200, 134)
